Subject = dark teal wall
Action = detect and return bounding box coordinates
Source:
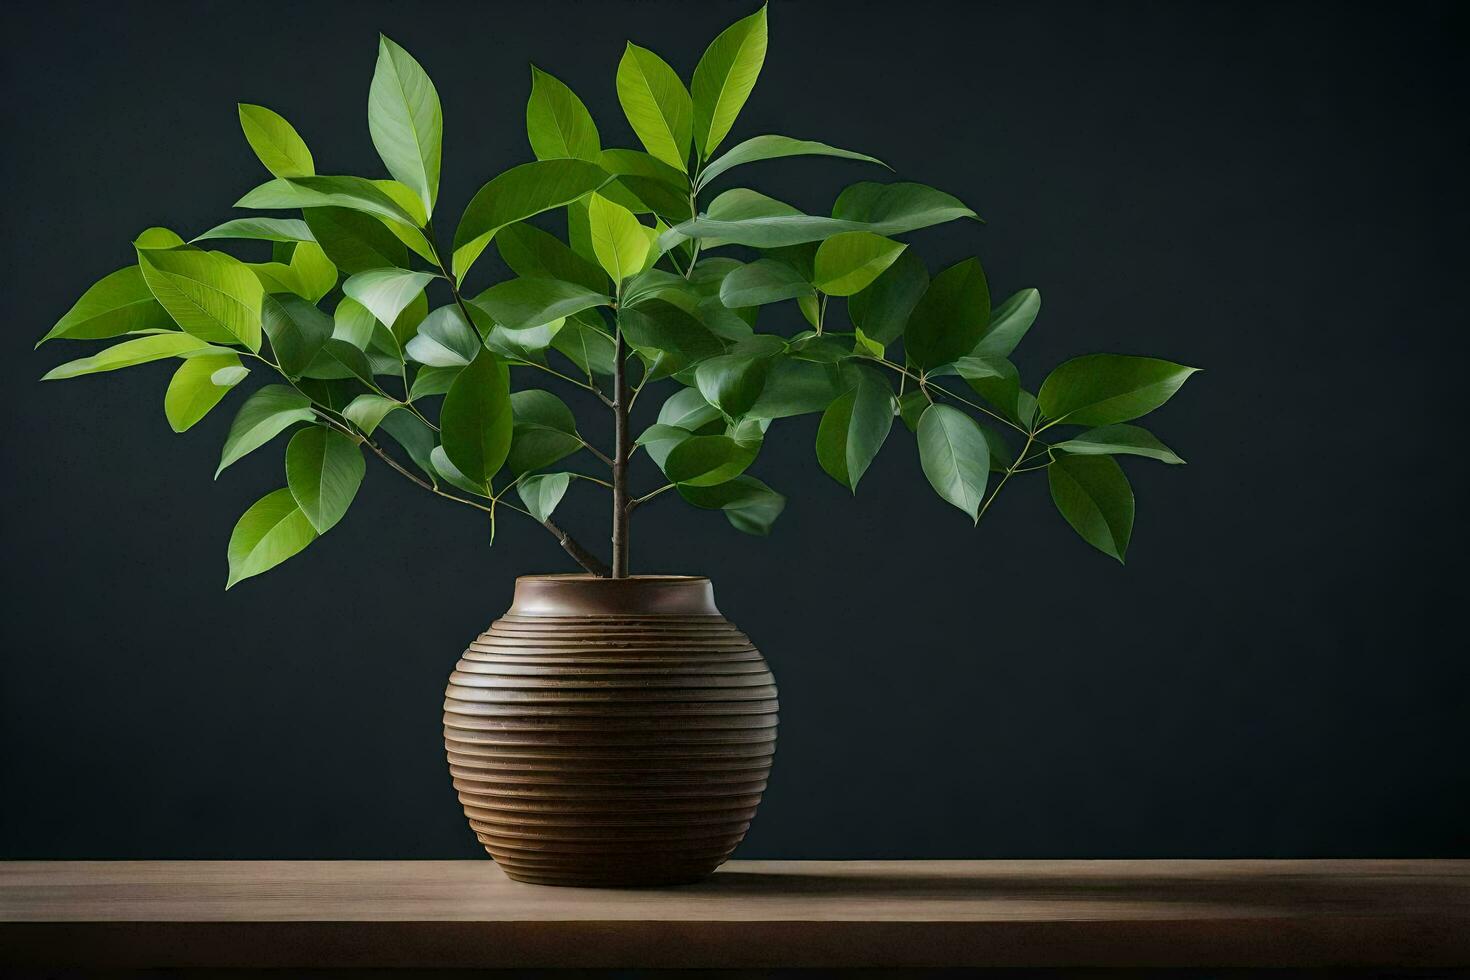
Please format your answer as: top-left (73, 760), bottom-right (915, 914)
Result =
top-left (2, 0), bottom-right (1465, 858)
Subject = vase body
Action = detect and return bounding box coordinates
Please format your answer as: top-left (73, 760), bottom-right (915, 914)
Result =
top-left (443, 574), bottom-right (777, 887)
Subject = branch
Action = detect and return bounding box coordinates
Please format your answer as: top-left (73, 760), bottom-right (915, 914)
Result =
top-left (544, 519), bottom-right (611, 578)
top-left (580, 439), bottom-right (614, 467)
top-left (977, 432), bottom-right (1037, 523)
top-left (629, 483), bottom-right (675, 511)
top-left (853, 354), bottom-right (1030, 435)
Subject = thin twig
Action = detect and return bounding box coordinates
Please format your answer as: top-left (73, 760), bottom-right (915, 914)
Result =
top-left (629, 483), bottom-right (675, 510)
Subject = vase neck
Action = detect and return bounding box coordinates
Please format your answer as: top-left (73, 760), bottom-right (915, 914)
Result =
top-left (507, 575), bottom-right (720, 617)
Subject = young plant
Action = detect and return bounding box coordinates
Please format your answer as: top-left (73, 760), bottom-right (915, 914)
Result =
top-left (38, 6), bottom-right (1197, 586)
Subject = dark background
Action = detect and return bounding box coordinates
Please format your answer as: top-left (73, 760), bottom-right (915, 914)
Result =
top-left (1, 0), bottom-right (1465, 860)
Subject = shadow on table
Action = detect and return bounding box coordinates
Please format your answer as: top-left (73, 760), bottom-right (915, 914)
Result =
top-left (685, 868), bottom-right (1464, 913)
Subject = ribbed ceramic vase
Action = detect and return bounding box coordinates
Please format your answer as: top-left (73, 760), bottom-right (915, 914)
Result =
top-left (443, 575), bottom-right (778, 887)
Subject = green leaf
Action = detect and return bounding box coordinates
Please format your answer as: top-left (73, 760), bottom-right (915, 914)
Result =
top-left (897, 389), bottom-right (927, 432)
top-left (657, 386), bottom-right (723, 430)
top-left (508, 388), bottom-right (583, 474)
top-left (904, 257), bottom-right (990, 371)
top-left (853, 326), bottom-right (885, 359)
top-left (1054, 423), bottom-right (1185, 464)
top-left (441, 349), bottom-right (513, 484)
top-left (517, 472), bottom-right (572, 522)
top-left (616, 42), bottom-right (692, 172)
top-left (747, 358), bottom-right (854, 419)
top-left (496, 221), bottom-right (608, 293)
top-left (1038, 355), bottom-right (1199, 426)
top-left (832, 181), bottom-right (978, 224)
top-left (815, 370), bottom-right (893, 491)
top-left (38, 266), bottom-right (172, 344)
top-left (624, 267), bottom-right (701, 309)
top-left (302, 207), bottom-right (409, 274)
top-left (133, 227), bottom-right (185, 249)
top-left (946, 354), bottom-right (1031, 427)
top-left (235, 175), bottom-right (419, 228)
top-left (473, 277), bottom-right (611, 330)
top-left (429, 444), bottom-right (489, 495)
top-left (666, 181), bottom-right (975, 248)
top-left (618, 300), bottom-right (724, 367)
top-left (216, 385), bottom-right (315, 476)
top-left (664, 434), bottom-right (757, 487)
top-left (163, 353), bottom-right (244, 432)
top-left (847, 251), bottom-right (926, 346)
top-left (408, 364), bottom-right (459, 399)
top-left (787, 332), bottom-right (848, 363)
top-left (372, 178), bottom-right (429, 226)
top-left (973, 288), bottom-right (1040, 358)
top-left (483, 311), bottom-right (566, 355)
top-left (697, 134), bottom-right (885, 191)
top-left (718, 258), bottom-right (812, 307)
top-left (193, 217), bottom-right (315, 244)
top-left (695, 351), bottom-right (772, 418)
top-left (369, 35), bottom-right (443, 216)
top-left (41, 332), bottom-right (219, 380)
top-left (379, 410), bottom-right (438, 477)
top-left (387, 290), bottom-right (430, 348)
top-left (226, 487), bottom-right (318, 589)
top-left (813, 232), bottom-right (906, 296)
top-left (586, 193), bottom-right (650, 283)
top-left (678, 474), bottom-right (785, 535)
top-left (1049, 452), bottom-right (1134, 561)
top-left (330, 297), bottom-right (379, 349)
top-left (452, 159), bottom-right (608, 279)
top-left (237, 104), bottom-right (314, 178)
top-left (690, 4), bottom-right (767, 159)
top-left (212, 364), bottom-right (249, 386)
top-left (342, 269), bottom-right (434, 330)
top-left (595, 148), bottom-right (691, 219)
top-left (797, 294), bottom-right (821, 329)
top-left (260, 293), bottom-right (332, 377)
top-left (566, 197), bottom-right (596, 265)
top-left (552, 311), bottom-right (618, 376)
top-left (404, 305), bottom-right (482, 366)
top-left (635, 423), bottom-right (694, 470)
top-left (285, 426), bottom-right (366, 533)
top-left (342, 393), bottom-right (401, 435)
top-left (917, 403), bottom-right (990, 520)
top-left (137, 248), bottom-right (263, 351)
top-left (246, 241), bottom-right (337, 303)
top-left (526, 66), bottom-right (600, 161)
top-left (316, 338), bottom-right (378, 387)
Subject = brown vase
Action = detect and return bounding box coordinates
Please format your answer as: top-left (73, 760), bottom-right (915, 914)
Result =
top-left (443, 574), bottom-right (778, 887)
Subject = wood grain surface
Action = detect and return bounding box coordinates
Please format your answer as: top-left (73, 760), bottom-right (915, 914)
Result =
top-left (2, 860), bottom-right (1466, 969)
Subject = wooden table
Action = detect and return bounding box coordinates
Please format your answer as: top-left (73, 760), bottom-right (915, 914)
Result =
top-left (2, 860), bottom-right (1466, 970)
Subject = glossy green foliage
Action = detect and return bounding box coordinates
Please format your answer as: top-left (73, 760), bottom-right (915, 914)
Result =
top-left (690, 5), bottom-right (767, 159)
top-left (1038, 355), bottom-right (1199, 427)
top-left (441, 350), bottom-right (513, 485)
top-left (527, 67), bottom-right (600, 162)
top-left (617, 43), bottom-right (692, 172)
top-left (36, 6), bottom-right (1195, 583)
top-left (226, 488), bottom-right (318, 588)
top-left (1048, 453), bottom-right (1134, 562)
top-left (369, 35), bottom-right (443, 216)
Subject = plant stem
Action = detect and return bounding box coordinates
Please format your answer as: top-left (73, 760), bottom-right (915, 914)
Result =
top-left (630, 483), bottom-right (675, 510)
top-left (418, 217), bottom-right (611, 576)
top-left (611, 315), bottom-right (631, 577)
top-left (580, 439), bottom-right (614, 467)
top-left (853, 354), bottom-right (1029, 434)
top-left (977, 431), bottom-right (1036, 523)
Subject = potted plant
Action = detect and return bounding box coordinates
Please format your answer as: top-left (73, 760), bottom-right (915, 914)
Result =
top-left (37, 6), bottom-right (1197, 886)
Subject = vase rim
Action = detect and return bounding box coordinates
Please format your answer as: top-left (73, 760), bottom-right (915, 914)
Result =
top-left (516, 573), bottom-right (710, 582)
top-left (507, 574), bottom-right (721, 616)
